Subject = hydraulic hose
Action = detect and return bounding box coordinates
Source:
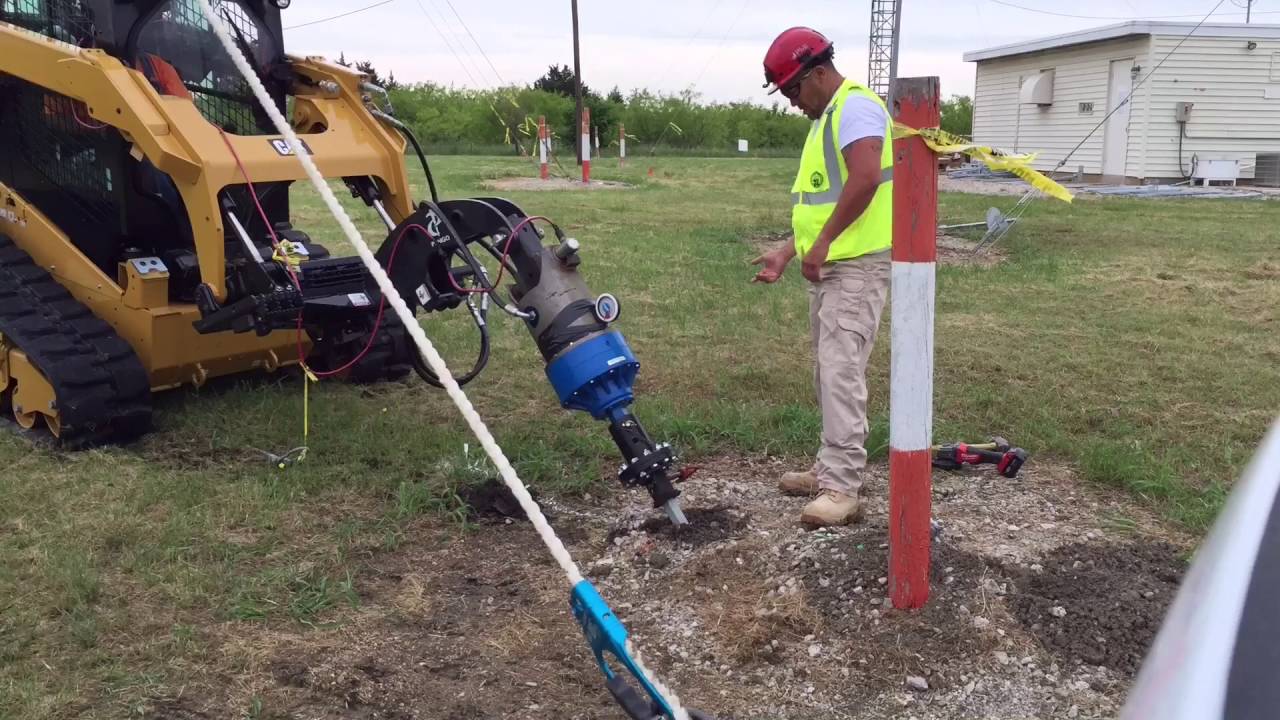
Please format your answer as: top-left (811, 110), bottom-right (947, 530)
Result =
top-left (393, 209), bottom-right (494, 388)
top-left (370, 108), bottom-right (439, 204)
top-left (412, 313), bottom-right (490, 388)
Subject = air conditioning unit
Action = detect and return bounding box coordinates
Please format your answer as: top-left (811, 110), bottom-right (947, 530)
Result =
top-left (1020, 71), bottom-right (1055, 106)
top-left (1255, 152), bottom-right (1280, 187)
top-left (1192, 158), bottom-right (1240, 187)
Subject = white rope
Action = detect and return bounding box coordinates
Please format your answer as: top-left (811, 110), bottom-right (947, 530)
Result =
top-left (194, 2), bottom-right (689, 717)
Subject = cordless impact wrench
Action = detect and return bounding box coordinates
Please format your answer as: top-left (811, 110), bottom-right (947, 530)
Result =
top-left (932, 436), bottom-right (1028, 478)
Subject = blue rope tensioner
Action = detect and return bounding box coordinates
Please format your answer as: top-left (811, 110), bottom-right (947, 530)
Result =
top-left (571, 580), bottom-right (716, 720)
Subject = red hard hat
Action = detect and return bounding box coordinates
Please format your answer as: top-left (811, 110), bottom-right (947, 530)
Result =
top-left (762, 27), bottom-right (835, 94)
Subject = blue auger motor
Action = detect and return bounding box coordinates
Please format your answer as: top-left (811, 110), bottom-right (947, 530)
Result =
top-left (427, 198), bottom-right (687, 524)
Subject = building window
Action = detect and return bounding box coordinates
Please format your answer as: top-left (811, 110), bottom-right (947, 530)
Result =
top-left (1079, 102), bottom-right (1095, 114)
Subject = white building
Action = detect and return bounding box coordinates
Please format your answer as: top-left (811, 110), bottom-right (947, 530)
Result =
top-left (964, 22), bottom-right (1280, 184)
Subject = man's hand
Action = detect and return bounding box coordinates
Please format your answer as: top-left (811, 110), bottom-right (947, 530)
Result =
top-left (751, 246), bottom-right (793, 283)
top-left (801, 240), bottom-right (831, 283)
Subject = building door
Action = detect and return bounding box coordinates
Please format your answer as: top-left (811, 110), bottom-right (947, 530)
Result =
top-left (1103, 58), bottom-right (1135, 178)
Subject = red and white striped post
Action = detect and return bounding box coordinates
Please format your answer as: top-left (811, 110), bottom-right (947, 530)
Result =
top-left (581, 107), bottom-right (592, 184)
top-left (888, 76), bottom-right (939, 611)
top-left (619, 123), bottom-right (626, 168)
top-left (538, 115), bottom-right (549, 180)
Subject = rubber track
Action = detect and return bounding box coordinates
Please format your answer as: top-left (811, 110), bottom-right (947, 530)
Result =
top-left (0, 234), bottom-right (151, 446)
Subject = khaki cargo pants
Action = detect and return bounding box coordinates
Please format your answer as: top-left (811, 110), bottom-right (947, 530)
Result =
top-left (808, 250), bottom-right (891, 496)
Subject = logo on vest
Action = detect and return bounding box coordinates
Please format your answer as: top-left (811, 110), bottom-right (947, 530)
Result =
top-left (809, 171), bottom-right (823, 189)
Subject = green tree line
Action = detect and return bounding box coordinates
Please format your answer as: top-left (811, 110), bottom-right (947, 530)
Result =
top-left (386, 85), bottom-right (811, 156)
top-left (350, 60), bottom-right (975, 155)
top-left (373, 63), bottom-right (809, 155)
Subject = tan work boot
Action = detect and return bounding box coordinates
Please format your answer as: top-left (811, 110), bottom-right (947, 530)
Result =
top-left (778, 470), bottom-right (819, 496)
top-left (800, 489), bottom-right (863, 527)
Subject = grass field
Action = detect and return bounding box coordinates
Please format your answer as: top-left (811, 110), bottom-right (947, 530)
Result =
top-left (2, 155), bottom-right (1278, 717)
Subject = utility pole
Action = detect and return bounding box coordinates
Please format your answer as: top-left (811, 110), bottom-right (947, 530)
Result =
top-left (868, 0), bottom-right (904, 99)
top-left (572, 0), bottom-right (584, 165)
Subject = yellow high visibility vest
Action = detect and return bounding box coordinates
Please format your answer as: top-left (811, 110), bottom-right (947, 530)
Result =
top-left (791, 79), bottom-right (894, 263)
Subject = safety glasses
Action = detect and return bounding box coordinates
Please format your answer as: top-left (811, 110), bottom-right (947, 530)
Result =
top-left (780, 68), bottom-right (815, 100)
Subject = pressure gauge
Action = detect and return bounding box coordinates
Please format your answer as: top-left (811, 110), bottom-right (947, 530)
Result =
top-left (594, 294), bottom-right (620, 324)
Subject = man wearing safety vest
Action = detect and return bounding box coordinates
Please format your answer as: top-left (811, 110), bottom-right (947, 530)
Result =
top-left (752, 27), bottom-right (893, 527)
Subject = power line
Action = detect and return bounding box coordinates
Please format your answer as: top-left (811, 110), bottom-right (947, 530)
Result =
top-left (689, 0), bottom-right (753, 90)
top-left (411, 0), bottom-right (483, 87)
top-left (987, 0), bottom-right (1272, 21)
top-left (427, 0), bottom-right (496, 88)
top-left (283, 0), bottom-right (399, 30)
top-left (647, 0), bottom-right (725, 92)
top-left (441, 0), bottom-right (507, 86)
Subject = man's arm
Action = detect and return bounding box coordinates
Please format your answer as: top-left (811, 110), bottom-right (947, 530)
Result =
top-left (816, 137), bottom-right (884, 247)
top-left (798, 137), bottom-right (883, 281)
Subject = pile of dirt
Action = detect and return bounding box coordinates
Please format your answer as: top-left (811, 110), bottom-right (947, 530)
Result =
top-left (1005, 541), bottom-right (1186, 674)
top-left (606, 505), bottom-right (749, 549)
top-left (788, 523), bottom-right (999, 691)
top-left (458, 478), bottom-right (539, 522)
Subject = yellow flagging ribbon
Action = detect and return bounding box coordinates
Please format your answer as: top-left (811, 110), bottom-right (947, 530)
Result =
top-left (272, 239), bottom-right (307, 270)
top-left (893, 123), bottom-right (1074, 203)
top-left (301, 364), bottom-right (316, 453)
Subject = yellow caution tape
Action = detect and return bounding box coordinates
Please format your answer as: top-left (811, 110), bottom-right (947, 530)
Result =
top-left (893, 123), bottom-right (1074, 203)
top-left (489, 102), bottom-right (516, 148)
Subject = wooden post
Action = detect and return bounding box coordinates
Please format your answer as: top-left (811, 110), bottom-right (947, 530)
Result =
top-left (888, 76), bottom-right (939, 611)
top-left (619, 123), bottom-right (626, 168)
top-left (581, 107), bottom-right (591, 184)
top-left (538, 116), bottom-right (549, 180)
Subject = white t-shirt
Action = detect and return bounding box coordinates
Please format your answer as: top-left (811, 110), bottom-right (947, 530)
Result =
top-left (835, 95), bottom-right (888, 150)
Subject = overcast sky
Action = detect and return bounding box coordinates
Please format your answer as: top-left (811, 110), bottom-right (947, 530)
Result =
top-left (282, 0), bottom-right (1273, 104)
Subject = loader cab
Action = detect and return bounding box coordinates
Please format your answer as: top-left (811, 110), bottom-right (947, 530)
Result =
top-left (0, 0), bottom-right (290, 299)
top-left (128, 0), bottom-right (287, 135)
top-left (0, 0), bottom-right (285, 67)
top-left (1, 0), bottom-right (288, 129)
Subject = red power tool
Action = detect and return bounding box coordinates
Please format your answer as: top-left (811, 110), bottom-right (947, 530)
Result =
top-left (932, 436), bottom-right (1028, 478)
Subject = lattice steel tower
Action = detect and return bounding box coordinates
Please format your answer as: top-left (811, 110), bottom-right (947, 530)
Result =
top-left (868, 0), bottom-right (903, 98)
